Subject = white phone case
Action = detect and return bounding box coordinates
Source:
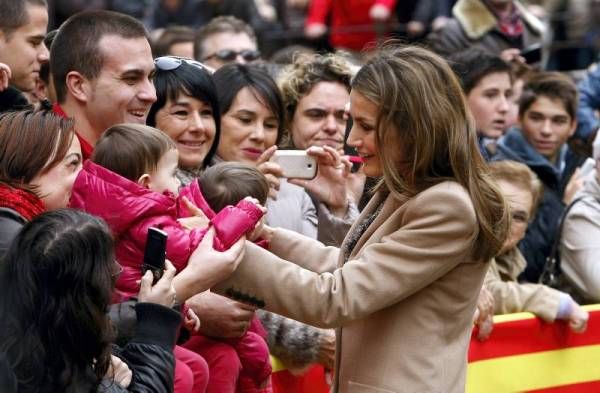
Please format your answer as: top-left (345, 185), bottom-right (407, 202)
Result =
top-left (272, 150), bottom-right (317, 179)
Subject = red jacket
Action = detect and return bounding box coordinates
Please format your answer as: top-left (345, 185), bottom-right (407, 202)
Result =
top-left (306, 0), bottom-right (397, 51)
top-left (69, 161), bottom-right (263, 301)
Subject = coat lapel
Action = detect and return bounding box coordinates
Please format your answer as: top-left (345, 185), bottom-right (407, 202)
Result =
top-left (341, 189), bottom-right (410, 264)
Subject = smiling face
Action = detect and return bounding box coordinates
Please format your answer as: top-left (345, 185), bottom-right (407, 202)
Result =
top-left (155, 93), bottom-right (216, 170)
top-left (31, 135), bottom-right (82, 210)
top-left (466, 72), bottom-right (512, 139)
top-left (346, 90), bottom-right (382, 178)
top-left (519, 95), bottom-right (576, 163)
top-left (84, 35), bottom-right (157, 140)
top-left (218, 87), bottom-right (279, 165)
top-left (290, 81), bottom-right (349, 151)
top-left (0, 4), bottom-right (49, 92)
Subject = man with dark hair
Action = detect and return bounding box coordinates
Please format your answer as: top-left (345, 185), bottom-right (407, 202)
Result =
top-left (50, 10), bottom-right (156, 160)
top-left (449, 49), bottom-right (513, 160)
top-left (495, 72), bottom-right (586, 283)
top-left (193, 16), bottom-right (261, 70)
top-left (0, 0), bottom-right (49, 111)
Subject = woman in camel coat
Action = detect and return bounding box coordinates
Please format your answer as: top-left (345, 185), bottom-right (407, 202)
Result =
top-left (214, 46), bottom-right (510, 393)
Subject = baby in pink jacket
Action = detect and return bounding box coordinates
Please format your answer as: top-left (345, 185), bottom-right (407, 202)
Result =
top-left (69, 124), bottom-right (272, 391)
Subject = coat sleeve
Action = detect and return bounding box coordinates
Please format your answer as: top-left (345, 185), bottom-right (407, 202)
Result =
top-left (214, 188), bottom-right (478, 328)
top-left (560, 197), bottom-right (600, 301)
top-left (426, 20), bottom-right (471, 56)
top-left (576, 66), bottom-right (600, 141)
top-left (118, 303), bottom-right (181, 393)
top-left (269, 227), bottom-right (341, 273)
top-left (316, 200), bottom-right (358, 247)
top-left (484, 260), bottom-right (560, 322)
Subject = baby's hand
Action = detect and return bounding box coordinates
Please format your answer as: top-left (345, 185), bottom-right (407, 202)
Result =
top-left (178, 216), bottom-right (210, 231)
top-left (242, 196), bottom-right (267, 214)
top-left (248, 216), bottom-right (266, 242)
top-left (184, 306), bottom-right (201, 332)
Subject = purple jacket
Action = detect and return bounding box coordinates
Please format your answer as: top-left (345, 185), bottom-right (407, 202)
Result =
top-left (70, 161), bottom-right (263, 301)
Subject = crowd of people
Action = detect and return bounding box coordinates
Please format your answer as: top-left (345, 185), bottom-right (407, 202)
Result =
top-left (0, 0), bottom-right (599, 392)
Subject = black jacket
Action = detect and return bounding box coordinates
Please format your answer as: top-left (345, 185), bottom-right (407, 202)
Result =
top-left (0, 303), bottom-right (180, 392)
top-left (494, 128), bottom-right (585, 282)
top-left (0, 207), bottom-right (26, 259)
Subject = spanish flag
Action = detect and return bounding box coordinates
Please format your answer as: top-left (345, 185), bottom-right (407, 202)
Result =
top-left (467, 305), bottom-right (600, 392)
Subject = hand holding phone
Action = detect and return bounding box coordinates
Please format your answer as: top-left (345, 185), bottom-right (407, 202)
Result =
top-left (520, 44), bottom-right (542, 64)
top-left (272, 150), bottom-right (317, 179)
top-left (141, 227), bottom-right (167, 285)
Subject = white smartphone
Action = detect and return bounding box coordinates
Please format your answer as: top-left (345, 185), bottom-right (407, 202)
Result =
top-left (272, 150), bottom-right (317, 179)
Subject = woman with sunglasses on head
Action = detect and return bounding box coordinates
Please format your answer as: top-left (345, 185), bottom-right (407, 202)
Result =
top-left (149, 56), bottom-right (273, 393)
top-left (0, 209), bottom-right (182, 393)
top-left (212, 46), bottom-right (510, 392)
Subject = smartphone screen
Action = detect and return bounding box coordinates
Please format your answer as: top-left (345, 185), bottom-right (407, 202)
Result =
top-left (142, 227), bottom-right (167, 284)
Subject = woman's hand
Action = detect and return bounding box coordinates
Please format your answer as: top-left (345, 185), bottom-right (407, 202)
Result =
top-left (289, 146), bottom-right (350, 216)
top-left (243, 196), bottom-right (268, 241)
top-left (173, 228), bottom-right (246, 301)
top-left (473, 286), bottom-right (495, 341)
top-left (178, 196), bottom-right (210, 230)
top-left (568, 301), bottom-right (589, 334)
top-left (256, 146), bottom-right (283, 200)
top-left (138, 260), bottom-right (177, 307)
top-left (106, 355), bottom-right (132, 388)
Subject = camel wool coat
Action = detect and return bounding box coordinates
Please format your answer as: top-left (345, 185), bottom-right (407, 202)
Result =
top-left (214, 181), bottom-right (487, 392)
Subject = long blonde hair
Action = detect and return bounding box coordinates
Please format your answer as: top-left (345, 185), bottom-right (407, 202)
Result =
top-left (352, 45), bottom-right (509, 261)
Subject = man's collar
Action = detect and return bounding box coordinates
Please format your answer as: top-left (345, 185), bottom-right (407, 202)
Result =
top-left (52, 102), bottom-right (94, 160)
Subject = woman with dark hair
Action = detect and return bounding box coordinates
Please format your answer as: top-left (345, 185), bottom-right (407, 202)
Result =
top-left (148, 56), bottom-right (220, 185)
top-left (213, 63), bottom-right (352, 238)
top-left (0, 209), bottom-right (181, 392)
top-left (214, 46), bottom-right (510, 392)
top-left (211, 62), bottom-right (359, 379)
top-left (0, 110), bottom-right (82, 256)
top-left (148, 57), bottom-right (269, 393)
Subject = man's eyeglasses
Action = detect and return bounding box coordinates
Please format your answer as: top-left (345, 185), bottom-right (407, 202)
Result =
top-left (154, 56), bottom-right (210, 72)
top-left (203, 49), bottom-right (261, 63)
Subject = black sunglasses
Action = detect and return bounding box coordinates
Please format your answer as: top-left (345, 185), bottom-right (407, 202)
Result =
top-left (203, 49), bottom-right (261, 63)
top-left (154, 56), bottom-right (209, 72)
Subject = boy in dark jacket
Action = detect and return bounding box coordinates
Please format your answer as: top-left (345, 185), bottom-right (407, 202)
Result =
top-left (494, 72), bottom-right (586, 282)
